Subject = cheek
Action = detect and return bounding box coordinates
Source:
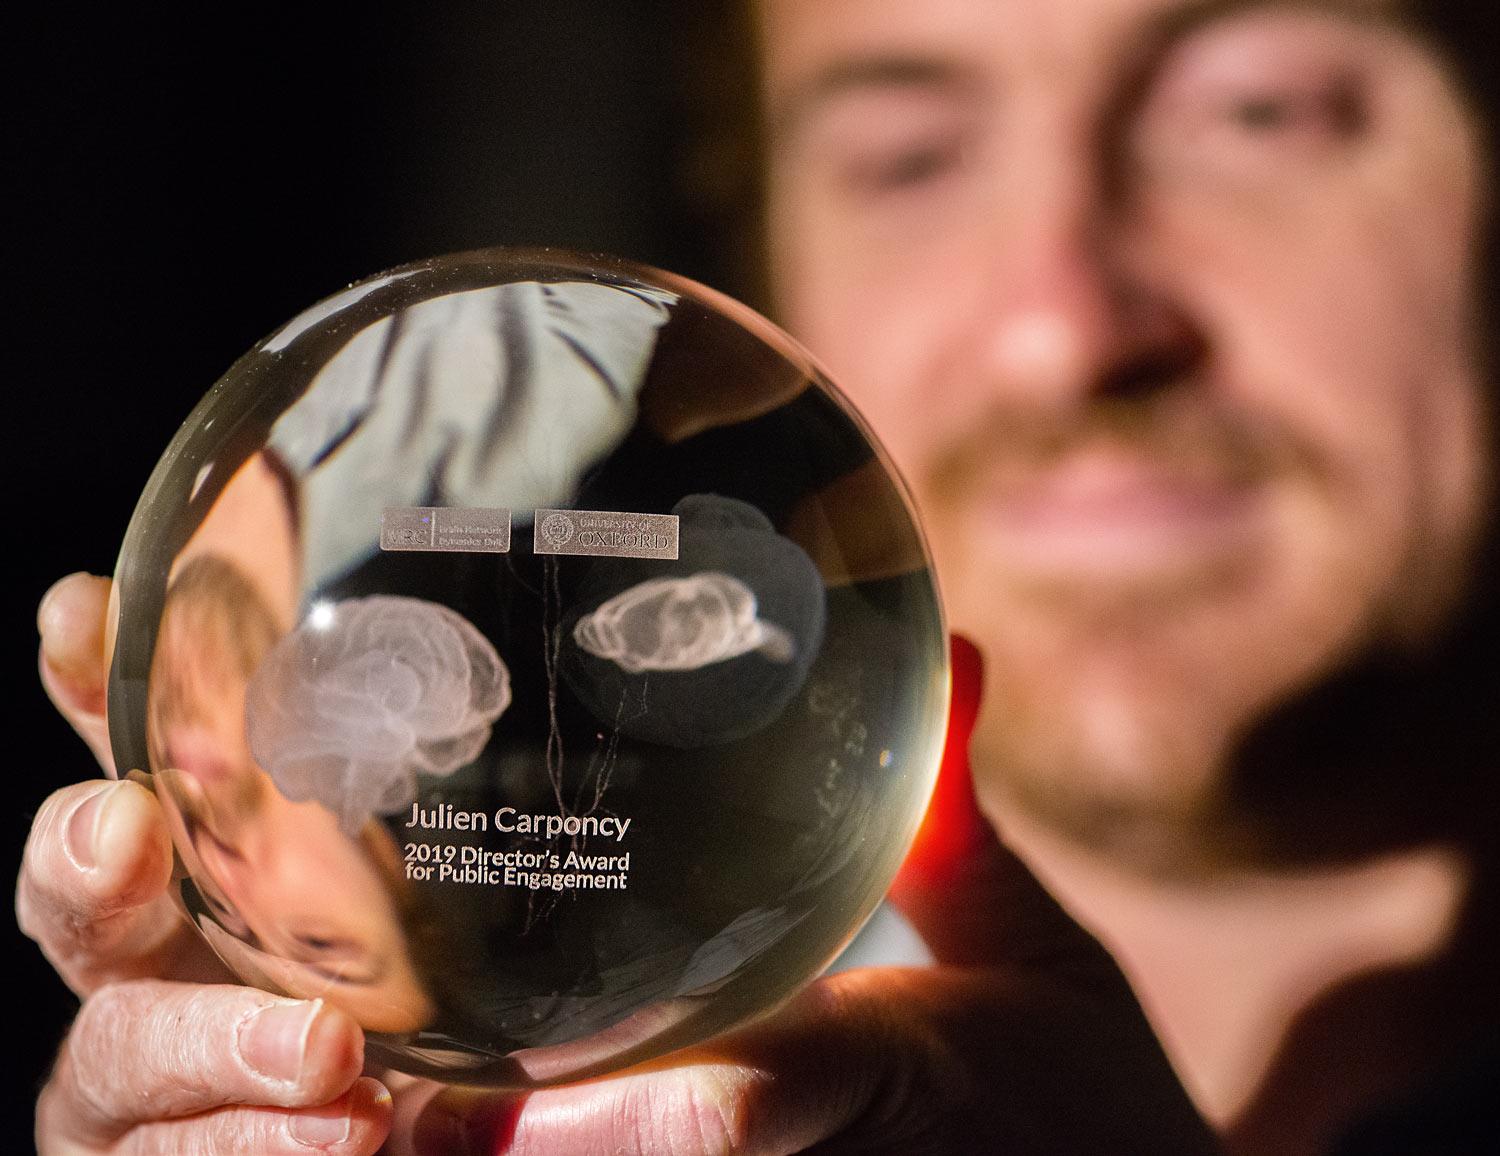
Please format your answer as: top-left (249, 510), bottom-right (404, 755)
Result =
top-left (1149, 141), bottom-right (1480, 507)
top-left (1142, 55), bottom-right (1484, 476)
top-left (1140, 173), bottom-right (1487, 661)
top-left (772, 189), bottom-right (986, 482)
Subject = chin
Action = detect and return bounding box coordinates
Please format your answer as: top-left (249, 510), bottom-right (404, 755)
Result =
top-left (972, 672), bottom-right (1238, 870)
top-left (943, 472), bottom-right (1497, 868)
top-left (959, 576), bottom-right (1326, 874)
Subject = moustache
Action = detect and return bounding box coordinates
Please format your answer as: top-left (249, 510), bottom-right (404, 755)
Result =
top-left (928, 389), bottom-right (1323, 497)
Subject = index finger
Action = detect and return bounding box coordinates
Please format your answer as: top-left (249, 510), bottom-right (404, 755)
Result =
top-left (17, 779), bottom-right (224, 995)
top-left (37, 571), bottom-right (115, 773)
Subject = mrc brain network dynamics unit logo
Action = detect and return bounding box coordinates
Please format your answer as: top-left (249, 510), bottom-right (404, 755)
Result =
top-left (539, 511), bottom-right (577, 548)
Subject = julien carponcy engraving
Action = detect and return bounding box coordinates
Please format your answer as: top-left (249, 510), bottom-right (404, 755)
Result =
top-left (402, 802), bottom-right (632, 842)
top-left (534, 508), bottom-right (679, 560)
top-left (381, 506), bottom-right (512, 553)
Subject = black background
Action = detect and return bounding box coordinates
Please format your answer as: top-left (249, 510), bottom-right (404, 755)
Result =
top-left (8, 3), bottom-right (725, 1144)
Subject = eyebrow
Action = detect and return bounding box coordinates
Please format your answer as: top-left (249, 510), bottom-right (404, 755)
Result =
top-left (1130, 0), bottom-right (1409, 88)
top-left (769, 56), bottom-right (980, 145)
top-left (1141, 0), bottom-right (1403, 55)
top-left (1096, 0), bottom-right (1410, 149)
top-left (768, 0), bottom-right (1408, 145)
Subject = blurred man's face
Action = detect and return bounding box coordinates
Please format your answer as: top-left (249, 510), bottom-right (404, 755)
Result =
top-left (762, 0), bottom-right (1490, 856)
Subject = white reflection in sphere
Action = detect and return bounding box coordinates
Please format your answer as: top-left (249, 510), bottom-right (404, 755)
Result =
top-left (245, 595), bottom-right (510, 831)
top-left (572, 571), bottom-right (796, 674)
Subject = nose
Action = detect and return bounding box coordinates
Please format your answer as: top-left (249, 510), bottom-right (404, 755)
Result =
top-left (973, 147), bottom-right (1202, 406)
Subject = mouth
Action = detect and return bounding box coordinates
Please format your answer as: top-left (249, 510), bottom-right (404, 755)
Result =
top-left (968, 446), bottom-right (1269, 589)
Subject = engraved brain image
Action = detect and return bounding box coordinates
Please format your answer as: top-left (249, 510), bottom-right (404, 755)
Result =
top-left (109, 250), bottom-right (947, 1087)
top-left (245, 596), bottom-right (511, 833)
top-left (561, 494), bottom-right (827, 749)
top-left (573, 571), bottom-right (796, 673)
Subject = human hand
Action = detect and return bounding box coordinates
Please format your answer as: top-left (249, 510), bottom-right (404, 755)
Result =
top-left (381, 642), bottom-right (1217, 1155)
top-left (26, 577), bottom-right (1212, 1154)
top-left (22, 573), bottom-right (393, 1153)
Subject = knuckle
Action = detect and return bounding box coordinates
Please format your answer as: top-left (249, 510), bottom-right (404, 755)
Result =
top-left (72, 981), bottom-right (194, 1093)
top-left (34, 782), bottom-right (91, 828)
top-left (29, 903), bottom-right (119, 971)
top-left (148, 984), bottom-right (263, 1104)
top-left (69, 982), bottom-right (131, 1058)
top-left (69, 982), bottom-right (254, 1131)
top-left (67, 983), bottom-right (155, 1110)
top-left (29, 786), bottom-right (73, 834)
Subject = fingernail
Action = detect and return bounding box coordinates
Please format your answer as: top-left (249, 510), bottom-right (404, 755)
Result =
top-left (74, 781), bottom-right (162, 888)
top-left (63, 783), bottom-right (115, 871)
top-left (97, 780), bottom-right (158, 858)
top-left (290, 1096), bottom-right (353, 1147)
top-left (36, 572), bottom-right (90, 635)
top-left (241, 999), bottom-right (322, 1085)
top-left (414, 1090), bottom-right (520, 1156)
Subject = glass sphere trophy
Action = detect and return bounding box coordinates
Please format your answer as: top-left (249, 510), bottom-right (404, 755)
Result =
top-left (105, 250), bottom-right (948, 1086)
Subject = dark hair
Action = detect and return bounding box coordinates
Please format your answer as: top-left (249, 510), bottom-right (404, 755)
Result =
top-left (1408, 0), bottom-right (1498, 376)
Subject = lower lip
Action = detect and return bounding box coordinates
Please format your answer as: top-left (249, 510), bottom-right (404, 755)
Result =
top-left (972, 460), bottom-right (1265, 583)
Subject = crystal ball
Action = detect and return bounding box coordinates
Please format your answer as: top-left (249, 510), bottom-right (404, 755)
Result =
top-left (106, 250), bottom-right (948, 1086)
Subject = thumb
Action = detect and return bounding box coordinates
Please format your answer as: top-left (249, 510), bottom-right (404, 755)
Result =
top-left (404, 963), bottom-right (1214, 1156)
top-left (404, 972), bottom-right (906, 1156)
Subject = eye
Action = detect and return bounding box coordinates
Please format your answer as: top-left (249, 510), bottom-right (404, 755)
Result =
top-left (1130, 10), bottom-right (1379, 174)
top-left (798, 82), bottom-right (978, 205)
top-left (843, 136), bottom-right (967, 195)
top-left (1218, 78), bottom-right (1366, 141)
top-left (199, 888), bottom-right (250, 937)
top-left (285, 926), bottom-right (383, 985)
top-left (203, 826), bottom-right (246, 864)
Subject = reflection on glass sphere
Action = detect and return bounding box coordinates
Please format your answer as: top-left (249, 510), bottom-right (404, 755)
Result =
top-left (107, 250), bottom-right (948, 1085)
